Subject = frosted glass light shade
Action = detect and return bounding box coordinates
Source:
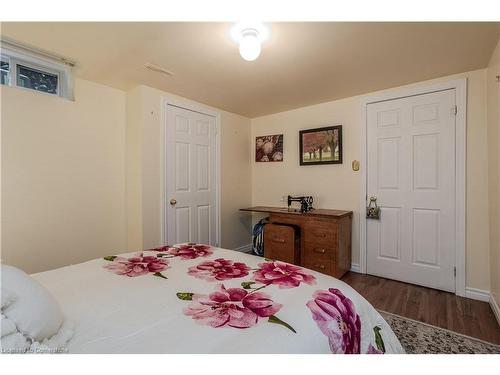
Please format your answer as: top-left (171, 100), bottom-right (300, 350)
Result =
top-left (239, 29), bottom-right (261, 61)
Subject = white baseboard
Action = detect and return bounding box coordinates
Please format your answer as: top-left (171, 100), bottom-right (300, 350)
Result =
top-left (465, 287), bottom-right (490, 302)
top-left (233, 243), bottom-right (253, 254)
top-left (350, 263), bottom-right (361, 273)
top-left (490, 293), bottom-right (500, 327)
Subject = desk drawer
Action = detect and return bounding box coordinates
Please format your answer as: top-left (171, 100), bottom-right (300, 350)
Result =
top-left (303, 221), bottom-right (336, 244)
top-left (264, 223), bottom-right (299, 265)
top-left (304, 251), bottom-right (332, 275)
top-left (306, 244), bottom-right (334, 256)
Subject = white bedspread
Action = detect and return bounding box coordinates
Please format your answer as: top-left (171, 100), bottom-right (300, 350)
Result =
top-left (32, 245), bottom-right (404, 354)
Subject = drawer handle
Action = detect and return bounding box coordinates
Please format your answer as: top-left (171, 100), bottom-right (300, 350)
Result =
top-left (314, 264), bottom-right (325, 270)
top-left (313, 248), bottom-right (326, 254)
top-left (272, 238), bottom-right (285, 243)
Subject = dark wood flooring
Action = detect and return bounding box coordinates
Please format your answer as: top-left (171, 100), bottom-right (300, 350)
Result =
top-left (341, 272), bottom-right (500, 345)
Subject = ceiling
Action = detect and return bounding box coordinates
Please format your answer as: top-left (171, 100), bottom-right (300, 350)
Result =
top-left (1, 22), bottom-right (499, 118)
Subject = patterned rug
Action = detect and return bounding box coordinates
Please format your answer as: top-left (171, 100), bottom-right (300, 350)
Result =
top-left (379, 310), bottom-right (500, 354)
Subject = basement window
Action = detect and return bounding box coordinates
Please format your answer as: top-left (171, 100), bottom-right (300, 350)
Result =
top-left (0, 42), bottom-right (73, 99)
top-left (1, 58), bottom-right (9, 85)
top-left (17, 64), bottom-right (59, 95)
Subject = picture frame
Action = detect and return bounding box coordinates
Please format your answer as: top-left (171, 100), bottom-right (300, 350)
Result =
top-left (299, 125), bottom-right (343, 165)
top-left (255, 134), bottom-right (284, 162)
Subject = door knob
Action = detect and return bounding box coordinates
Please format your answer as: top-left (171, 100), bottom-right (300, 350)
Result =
top-left (169, 198), bottom-right (177, 206)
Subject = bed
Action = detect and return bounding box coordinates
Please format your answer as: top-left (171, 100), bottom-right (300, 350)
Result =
top-left (28, 244), bottom-right (404, 354)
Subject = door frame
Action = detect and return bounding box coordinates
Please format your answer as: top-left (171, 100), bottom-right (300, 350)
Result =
top-left (160, 97), bottom-right (222, 247)
top-left (359, 78), bottom-right (467, 297)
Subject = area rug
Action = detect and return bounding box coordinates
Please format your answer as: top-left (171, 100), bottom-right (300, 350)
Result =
top-left (379, 310), bottom-right (500, 354)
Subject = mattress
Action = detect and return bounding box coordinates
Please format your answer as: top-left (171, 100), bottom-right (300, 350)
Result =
top-left (32, 244), bottom-right (404, 354)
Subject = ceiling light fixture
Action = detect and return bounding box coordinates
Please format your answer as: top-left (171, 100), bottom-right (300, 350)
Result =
top-left (230, 22), bottom-right (269, 62)
top-left (239, 28), bottom-right (261, 61)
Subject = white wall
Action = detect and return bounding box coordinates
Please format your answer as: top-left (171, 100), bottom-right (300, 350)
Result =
top-left (1, 65), bottom-right (495, 295)
top-left (125, 85), bottom-right (252, 252)
top-left (487, 38), bottom-right (500, 308)
top-left (1, 79), bottom-right (127, 273)
top-left (251, 69), bottom-right (491, 291)
top-left (1, 79), bottom-right (252, 274)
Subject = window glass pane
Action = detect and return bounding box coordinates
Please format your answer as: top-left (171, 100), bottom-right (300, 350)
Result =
top-left (16, 64), bottom-right (58, 94)
top-left (1, 60), bottom-right (9, 85)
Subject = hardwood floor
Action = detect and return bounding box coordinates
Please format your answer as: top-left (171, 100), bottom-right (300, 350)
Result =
top-left (341, 272), bottom-right (500, 345)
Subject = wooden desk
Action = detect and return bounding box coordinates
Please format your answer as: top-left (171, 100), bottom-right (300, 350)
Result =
top-left (240, 206), bottom-right (352, 278)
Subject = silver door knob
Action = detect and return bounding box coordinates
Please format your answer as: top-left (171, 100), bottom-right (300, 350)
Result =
top-left (169, 198), bottom-right (177, 206)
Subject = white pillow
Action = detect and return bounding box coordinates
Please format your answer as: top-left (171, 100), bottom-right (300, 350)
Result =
top-left (1, 264), bottom-right (63, 342)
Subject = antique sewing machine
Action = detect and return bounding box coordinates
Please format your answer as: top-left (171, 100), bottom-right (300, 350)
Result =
top-left (287, 195), bottom-right (314, 213)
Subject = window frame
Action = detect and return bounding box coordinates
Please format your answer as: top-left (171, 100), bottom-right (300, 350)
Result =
top-left (1, 55), bottom-right (10, 85)
top-left (0, 45), bottom-right (73, 99)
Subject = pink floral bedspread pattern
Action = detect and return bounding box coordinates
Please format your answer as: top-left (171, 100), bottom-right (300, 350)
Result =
top-left (32, 245), bottom-right (404, 353)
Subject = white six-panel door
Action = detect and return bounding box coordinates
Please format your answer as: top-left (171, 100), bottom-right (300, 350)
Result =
top-left (366, 89), bottom-right (456, 292)
top-left (165, 104), bottom-right (217, 246)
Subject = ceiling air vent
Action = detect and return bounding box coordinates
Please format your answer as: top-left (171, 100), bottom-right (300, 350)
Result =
top-left (144, 63), bottom-right (174, 77)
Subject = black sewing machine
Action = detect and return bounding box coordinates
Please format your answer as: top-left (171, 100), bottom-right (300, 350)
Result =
top-left (287, 195), bottom-right (314, 213)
